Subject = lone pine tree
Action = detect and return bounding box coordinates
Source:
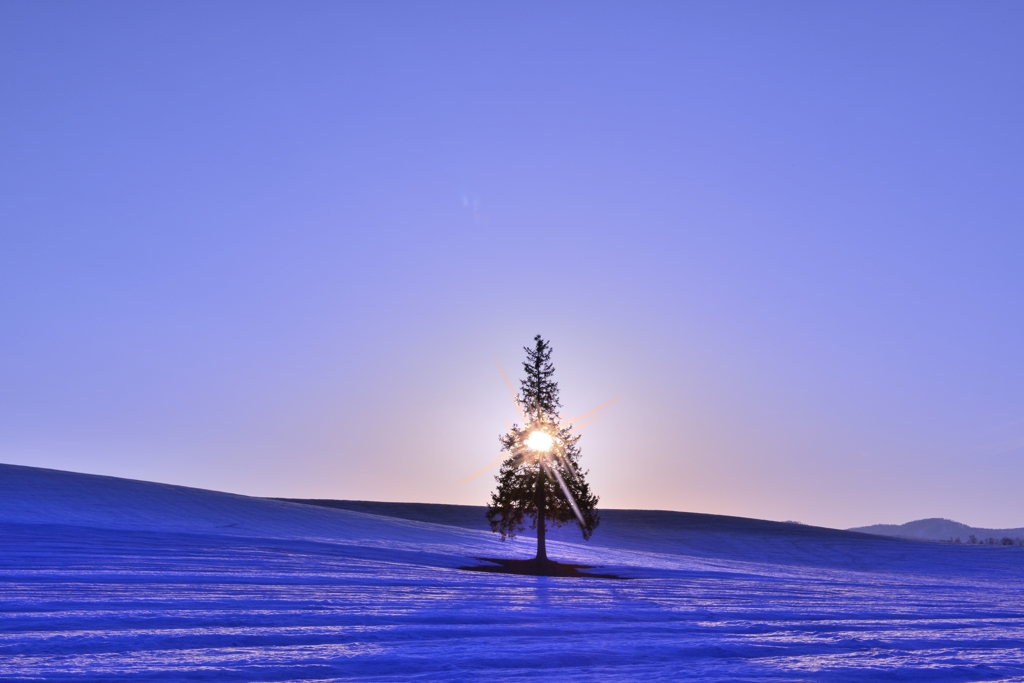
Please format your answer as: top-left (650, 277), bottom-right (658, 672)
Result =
top-left (486, 335), bottom-right (600, 562)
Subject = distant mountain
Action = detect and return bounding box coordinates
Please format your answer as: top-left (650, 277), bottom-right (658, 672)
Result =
top-left (849, 518), bottom-right (1024, 544)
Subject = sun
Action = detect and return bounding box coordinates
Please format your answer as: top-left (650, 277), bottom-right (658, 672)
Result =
top-left (525, 430), bottom-right (554, 453)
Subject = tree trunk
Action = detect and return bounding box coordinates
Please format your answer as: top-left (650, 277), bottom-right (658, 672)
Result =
top-left (535, 468), bottom-right (547, 562)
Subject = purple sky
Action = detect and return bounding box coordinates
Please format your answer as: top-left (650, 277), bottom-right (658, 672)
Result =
top-left (2, 2), bottom-right (1022, 529)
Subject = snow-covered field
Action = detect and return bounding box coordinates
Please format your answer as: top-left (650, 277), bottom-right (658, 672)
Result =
top-left (2, 464), bottom-right (1023, 682)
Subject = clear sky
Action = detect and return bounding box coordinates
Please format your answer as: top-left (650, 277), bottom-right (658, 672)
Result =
top-left (2, 2), bottom-right (1022, 529)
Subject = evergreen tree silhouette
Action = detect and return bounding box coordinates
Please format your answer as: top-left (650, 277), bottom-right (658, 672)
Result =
top-left (486, 335), bottom-right (599, 562)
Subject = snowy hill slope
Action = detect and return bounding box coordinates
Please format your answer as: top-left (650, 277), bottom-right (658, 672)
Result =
top-left (0, 463), bottom-right (544, 568)
top-left (1, 463), bottom-right (476, 544)
top-left (850, 517), bottom-right (1024, 542)
top-left (3, 463), bottom-right (1024, 682)
top-left (282, 497), bottom-right (856, 541)
top-left (282, 498), bottom-right (1015, 576)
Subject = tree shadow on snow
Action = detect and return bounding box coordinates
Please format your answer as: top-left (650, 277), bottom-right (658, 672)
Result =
top-left (460, 557), bottom-right (627, 579)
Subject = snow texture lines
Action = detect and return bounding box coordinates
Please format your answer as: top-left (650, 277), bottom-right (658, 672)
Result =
top-left (2, 464), bottom-right (1024, 681)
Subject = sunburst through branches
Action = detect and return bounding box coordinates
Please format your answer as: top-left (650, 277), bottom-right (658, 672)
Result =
top-left (484, 336), bottom-right (602, 562)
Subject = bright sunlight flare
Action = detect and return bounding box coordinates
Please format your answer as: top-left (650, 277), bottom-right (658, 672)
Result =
top-left (525, 430), bottom-right (555, 453)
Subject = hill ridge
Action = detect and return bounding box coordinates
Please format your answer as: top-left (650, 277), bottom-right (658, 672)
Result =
top-left (850, 517), bottom-right (1024, 542)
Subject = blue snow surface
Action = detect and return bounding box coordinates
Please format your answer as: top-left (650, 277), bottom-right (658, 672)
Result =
top-left (2, 464), bottom-right (1023, 682)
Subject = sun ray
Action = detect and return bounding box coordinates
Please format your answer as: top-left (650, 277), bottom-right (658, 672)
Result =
top-left (545, 461), bottom-right (585, 527)
top-left (457, 453), bottom-right (507, 485)
top-left (495, 358), bottom-right (526, 422)
top-left (561, 396), bottom-right (621, 428)
top-left (550, 448), bottom-right (579, 480)
top-left (573, 414), bottom-right (604, 432)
